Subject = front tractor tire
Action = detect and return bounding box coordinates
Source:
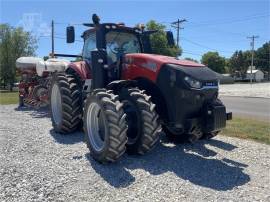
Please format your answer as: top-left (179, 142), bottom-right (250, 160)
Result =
top-left (119, 88), bottom-right (162, 155)
top-left (49, 73), bottom-right (82, 134)
top-left (83, 89), bottom-right (128, 163)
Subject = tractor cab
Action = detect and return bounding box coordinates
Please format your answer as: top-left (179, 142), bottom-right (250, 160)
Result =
top-left (81, 24), bottom-right (143, 64)
top-left (66, 16), bottom-right (174, 88)
top-left (67, 21), bottom-right (145, 88)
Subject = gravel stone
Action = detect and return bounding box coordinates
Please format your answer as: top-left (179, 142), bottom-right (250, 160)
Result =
top-left (0, 105), bottom-right (269, 202)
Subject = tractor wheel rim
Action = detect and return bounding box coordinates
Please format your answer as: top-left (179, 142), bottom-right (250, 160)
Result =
top-left (36, 87), bottom-right (47, 100)
top-left (51, 84), bottom-right (62, 125)
top-left (86, 102), bottom-right (106, 152)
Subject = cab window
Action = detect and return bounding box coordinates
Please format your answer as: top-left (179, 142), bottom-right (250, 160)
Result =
top-left (83, 32), bottom-right (96, 60)
top-left (106, 31), bottom-right (141, 64)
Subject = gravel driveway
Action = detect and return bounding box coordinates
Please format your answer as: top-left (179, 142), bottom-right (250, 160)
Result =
top-left (0, 105), bottom-right (269, 202)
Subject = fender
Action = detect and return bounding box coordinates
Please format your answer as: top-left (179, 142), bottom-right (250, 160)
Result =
top-left (106, 80), bottom-right (137, 94)
top-left (107, 78), bottom-right (169, 123)
top-left (66, 61), bottom-right (91, 81)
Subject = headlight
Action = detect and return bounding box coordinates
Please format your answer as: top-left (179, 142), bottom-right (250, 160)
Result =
top-left (184, 76), bottom-right (202, 89)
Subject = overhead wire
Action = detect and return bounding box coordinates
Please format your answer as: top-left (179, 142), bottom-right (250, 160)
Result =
top-left (39, 35), bottom-right (83, 42)
top-left (181, 37), bottom-right (234, 54)
top-left (186, 13), bottom-right (269, 28)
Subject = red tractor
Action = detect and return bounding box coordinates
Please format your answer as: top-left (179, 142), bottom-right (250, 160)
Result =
top-left (49, 14), bottom-right (232, 163)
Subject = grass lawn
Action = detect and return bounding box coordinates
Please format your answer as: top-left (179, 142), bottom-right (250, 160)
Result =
top-left (0, 90), bottom-right (19, 105)
top-left (221, 117), bottom-right (270, 145)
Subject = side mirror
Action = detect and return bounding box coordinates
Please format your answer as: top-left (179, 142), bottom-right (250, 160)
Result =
top-left (166, 31), bottom-right (175, 47)
top-left (66, 26), bottom-right (75, 43)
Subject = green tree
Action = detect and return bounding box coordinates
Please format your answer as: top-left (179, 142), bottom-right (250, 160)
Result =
top-left (201, 51), bottom-right (225, 73)
top-left (146, 20), bottom-right (182, 57)
top-left (228, 50), bottom-right (247, 77)
top-left (224, 58), bottom-right (231, 74)
top-left (243, 50), bottom-right (252, 69)
top-left (255, 42), bottom-right (270, 73)
top-left (184, 57), bottom-right (198, 63)
top-left (74, 54), bottom-right (82, 62)
top-left (43, 56), bottom-right (49, 61)
top-left (0, 24), bottom-right (37, 89)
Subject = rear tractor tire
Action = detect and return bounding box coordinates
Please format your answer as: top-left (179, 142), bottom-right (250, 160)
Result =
top-left (119, 88), bottom-right (162, 155)
top-left (83, 89), bottom-right (128, 163)
top-left (49, 72), bottom-right (82, 134)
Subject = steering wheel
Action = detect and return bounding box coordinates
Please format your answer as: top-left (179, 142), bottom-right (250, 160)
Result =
top-left (111, 47), bottom-right (126, 61)
top-left (111, 41), bottom-right (131, 54)
top-left (111, 47), bottom-right (126, 55)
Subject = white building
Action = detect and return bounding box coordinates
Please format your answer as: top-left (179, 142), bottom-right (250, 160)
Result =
top-left (246, 69), bottom-right (264, 82)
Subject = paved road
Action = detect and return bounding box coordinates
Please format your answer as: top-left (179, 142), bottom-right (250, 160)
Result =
top-left (221, 96), bottom-right (270, 121)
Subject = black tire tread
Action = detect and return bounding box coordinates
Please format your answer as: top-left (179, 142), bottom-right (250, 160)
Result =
top-left (50, 72), bottom-right (82, 133)
top-left (84, 89), bottom-right (128, 163)
top-left (125, 88), bottom-right (162, 155)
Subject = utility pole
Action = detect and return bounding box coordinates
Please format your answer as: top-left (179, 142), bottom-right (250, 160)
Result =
top-left (247, 35), bottom-right (259, 84)
top-left (51, 20), bottom-right (55, 58)
top-left (171, 19), bottom-right (187, 47)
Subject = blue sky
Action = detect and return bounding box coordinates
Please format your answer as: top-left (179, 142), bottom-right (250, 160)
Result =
top-left (1, 0), bottom-right (269, 61)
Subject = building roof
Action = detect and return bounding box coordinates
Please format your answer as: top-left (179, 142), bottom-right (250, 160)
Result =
top-left (246, 69), bottom-right (263, 74)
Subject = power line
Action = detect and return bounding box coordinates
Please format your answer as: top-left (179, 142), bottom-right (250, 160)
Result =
top-left (181, 14), bottom-right (269, 39)
top-left (54, 22), bottom-right (84, 26)
top-left (186, 14), bottom-right (269, 28)
top-left (181, 37), bottom-right (233, 54)
top-left (159, 13), bottom-right (269, 28)
top-left (186, 22), bottom-right (249, 37)
top-left (39, 35), bottom-right (83, 42)
top-left (182, 51), bottom-right (203, 57)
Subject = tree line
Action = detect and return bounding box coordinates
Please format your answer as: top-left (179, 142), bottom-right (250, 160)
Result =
top-left (199, 42), bottom-right (269, 77)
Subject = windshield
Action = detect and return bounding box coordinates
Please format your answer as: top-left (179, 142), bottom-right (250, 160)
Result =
top-left (82, 32), bottom-right (96, 60)
top-left (106, 31), bottom-right (141, 64)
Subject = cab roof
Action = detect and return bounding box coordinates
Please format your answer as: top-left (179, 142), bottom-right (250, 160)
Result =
top-left (82, 23), bottom-right (141, 39)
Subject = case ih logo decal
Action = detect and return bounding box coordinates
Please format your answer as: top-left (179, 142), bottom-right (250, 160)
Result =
top-left (205, 82), bottom-right (217, 86)
top-left (141, 61), bottom-right (157, 72)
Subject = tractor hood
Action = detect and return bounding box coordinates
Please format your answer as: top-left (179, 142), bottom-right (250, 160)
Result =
top-left (125, 53), bottom-right (218, 82)
top-left (125, 53), bottom-right (205, 68)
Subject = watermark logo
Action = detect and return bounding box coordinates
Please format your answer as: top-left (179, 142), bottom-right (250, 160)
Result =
top-left (17, 13), bottom-right (51, 37)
